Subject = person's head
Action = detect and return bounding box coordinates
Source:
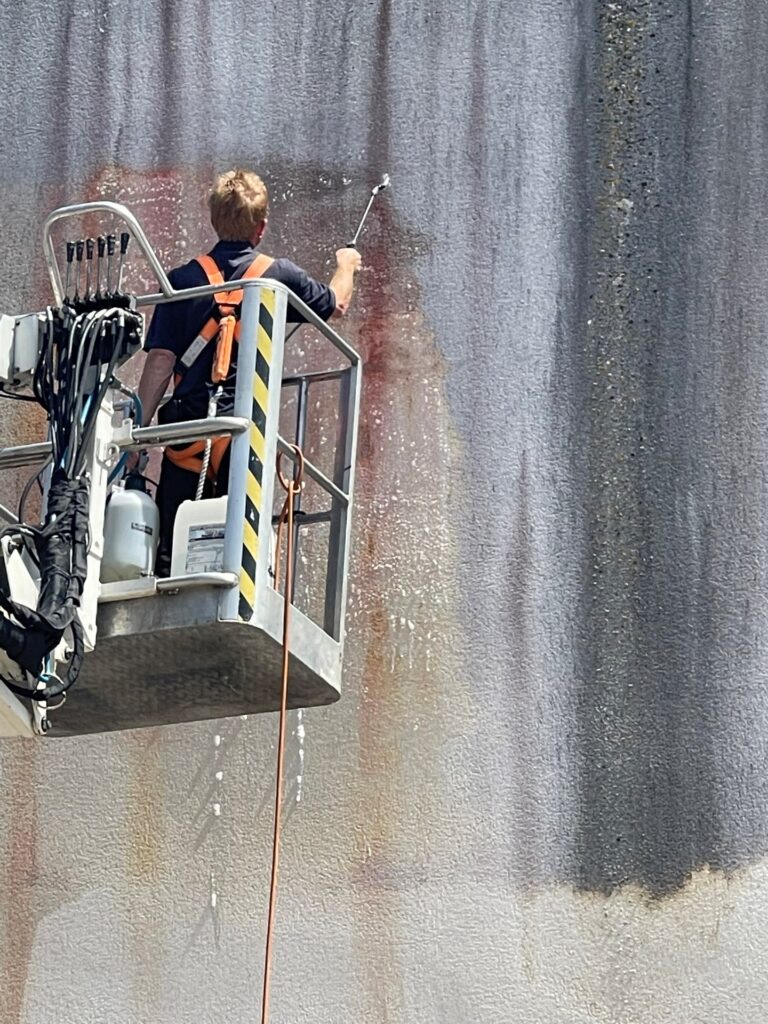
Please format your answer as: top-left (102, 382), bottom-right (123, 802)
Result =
top-left (209, 169), bottom-right (269, 245)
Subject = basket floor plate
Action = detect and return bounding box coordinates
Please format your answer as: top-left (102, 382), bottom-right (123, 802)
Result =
top-left (52, 613), bottom-right (339, 737)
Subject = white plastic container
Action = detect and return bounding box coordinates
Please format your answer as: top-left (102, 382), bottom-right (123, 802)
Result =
top-left (171, 496), bottom-right (228, 576)
top-left (101, 482), bottom-right (160, 583)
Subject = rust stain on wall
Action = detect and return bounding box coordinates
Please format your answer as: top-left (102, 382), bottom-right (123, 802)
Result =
top-left (343, 198), bottom-right (470, 1018)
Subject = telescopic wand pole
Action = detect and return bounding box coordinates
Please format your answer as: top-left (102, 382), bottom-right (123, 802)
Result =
top-left (347, 173), bottom-right (390, 248)
top-left (285, 174), bottom-right (391, 345)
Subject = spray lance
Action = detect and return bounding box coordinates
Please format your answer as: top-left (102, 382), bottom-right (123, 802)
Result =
top-left (284, 173), bottom-right (391, 345)
top-left (347, 172), bottom-right (391, 248)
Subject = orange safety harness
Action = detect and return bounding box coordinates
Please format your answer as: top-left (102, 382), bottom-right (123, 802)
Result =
top-left (164, 252), bottom-right (274, 478)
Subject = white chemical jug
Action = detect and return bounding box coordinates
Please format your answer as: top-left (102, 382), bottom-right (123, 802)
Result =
top-left (101, 480), bottom-right (160, 583)
top-left (171, 496), bottom-right (228, 576)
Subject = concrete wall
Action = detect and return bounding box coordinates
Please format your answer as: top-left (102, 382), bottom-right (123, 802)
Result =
top-left (1, 1), bottom-right (768, 1020)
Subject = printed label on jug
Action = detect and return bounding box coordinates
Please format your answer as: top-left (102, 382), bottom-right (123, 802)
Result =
top-left (131, 521), bottom-right (153, 536)
top-left (186, 524), bottom-right (225, 574)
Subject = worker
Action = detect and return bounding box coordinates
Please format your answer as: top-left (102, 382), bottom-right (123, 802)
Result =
top-left (132, 168), bottom-right (362, 576)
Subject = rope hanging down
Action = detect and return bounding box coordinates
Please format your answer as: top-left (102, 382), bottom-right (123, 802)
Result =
top-left (261, 444), bottom-right (304, 1024)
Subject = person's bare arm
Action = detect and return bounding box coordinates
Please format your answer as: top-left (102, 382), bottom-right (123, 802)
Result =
top-left (329, 247), bottom-right (362, 317)
top-left (125, 348), bottom-right (175, 471)
top-left (137, 348), bottom-right (176, 425)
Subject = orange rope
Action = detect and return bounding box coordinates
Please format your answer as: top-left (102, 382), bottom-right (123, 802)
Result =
top-left (261, 444), bottom-right (304, 1024)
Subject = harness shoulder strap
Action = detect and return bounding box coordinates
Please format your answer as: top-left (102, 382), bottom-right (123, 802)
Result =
top-left (196, 253), bottom-right (235, 307)
top-left (177, 253), bottom-right (275, 374)
top-left (225, 254), bottom-right (275, 308)
top-left (229, 254), bottom-right (275, 325)
top-left (195, 253), bottom-right (225, 286)
top-left (241, 253), bottom-right (274, 280)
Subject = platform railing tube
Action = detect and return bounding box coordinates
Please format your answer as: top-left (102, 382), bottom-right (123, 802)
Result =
top-left (219, 282), bottom-right (287, 624)
top-left (43, 200), bottom-right (175, 303)
top-left (324, 362), bottom-right (361, 642)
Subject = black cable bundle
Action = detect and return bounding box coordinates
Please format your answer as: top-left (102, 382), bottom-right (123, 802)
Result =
top-left (0, 303), bottom-right (141, 702)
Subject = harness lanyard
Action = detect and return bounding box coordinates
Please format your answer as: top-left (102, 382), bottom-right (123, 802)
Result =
top-left (195, 385), bottom-right (223, 501)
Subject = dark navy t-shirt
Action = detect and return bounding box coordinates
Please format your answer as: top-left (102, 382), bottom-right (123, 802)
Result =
top-left (145, 240), bottom-right (336, 401)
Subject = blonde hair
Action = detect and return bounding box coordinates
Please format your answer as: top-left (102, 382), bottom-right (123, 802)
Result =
top-left (208, 169), bottom-right (269, 241)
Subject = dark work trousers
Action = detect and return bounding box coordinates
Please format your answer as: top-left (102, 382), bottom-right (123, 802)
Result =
top-left (155, 445), bottom-right (231, 577)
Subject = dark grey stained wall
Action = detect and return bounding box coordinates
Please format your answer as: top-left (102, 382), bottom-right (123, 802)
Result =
top-left (0, 2), bottom-right (768, 1022)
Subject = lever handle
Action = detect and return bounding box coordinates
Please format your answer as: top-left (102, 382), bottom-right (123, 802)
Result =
top-left (97, 235), bottom-right (106, 257)
top-left (66, 241), bottom-right (75, 263)
top-left (120, 231), bottom-right (130, 254)
top-left (86, 238), bottom-right (94, 260)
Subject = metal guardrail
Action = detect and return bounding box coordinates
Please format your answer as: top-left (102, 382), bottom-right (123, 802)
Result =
top-left (44, 201), bottom-right (360, 365)
top-left (279, 361), bottom-right (359, 639)
top-left (43, 201), bottom-right (175, 304)
top-left (0, 417), bottom-right (250, 471)
top-left (135, 282), bottom-right (361, 366)
top-left (127, 416), bottom-right (249, 449)
top-left (276, 436), bottom-right (349, 507)
top-left (0, 441), bottom-right (51, 471)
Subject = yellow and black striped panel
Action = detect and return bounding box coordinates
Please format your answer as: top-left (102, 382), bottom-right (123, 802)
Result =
top-left (239, 290), bottom-right (275, 621)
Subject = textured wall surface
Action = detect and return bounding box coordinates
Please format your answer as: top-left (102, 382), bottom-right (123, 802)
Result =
top-left (1, 1), bottom-right (768, 1021)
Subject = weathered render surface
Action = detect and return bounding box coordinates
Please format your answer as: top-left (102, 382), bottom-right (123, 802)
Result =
top-left (1, 1), bottom-right (768, 1020)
